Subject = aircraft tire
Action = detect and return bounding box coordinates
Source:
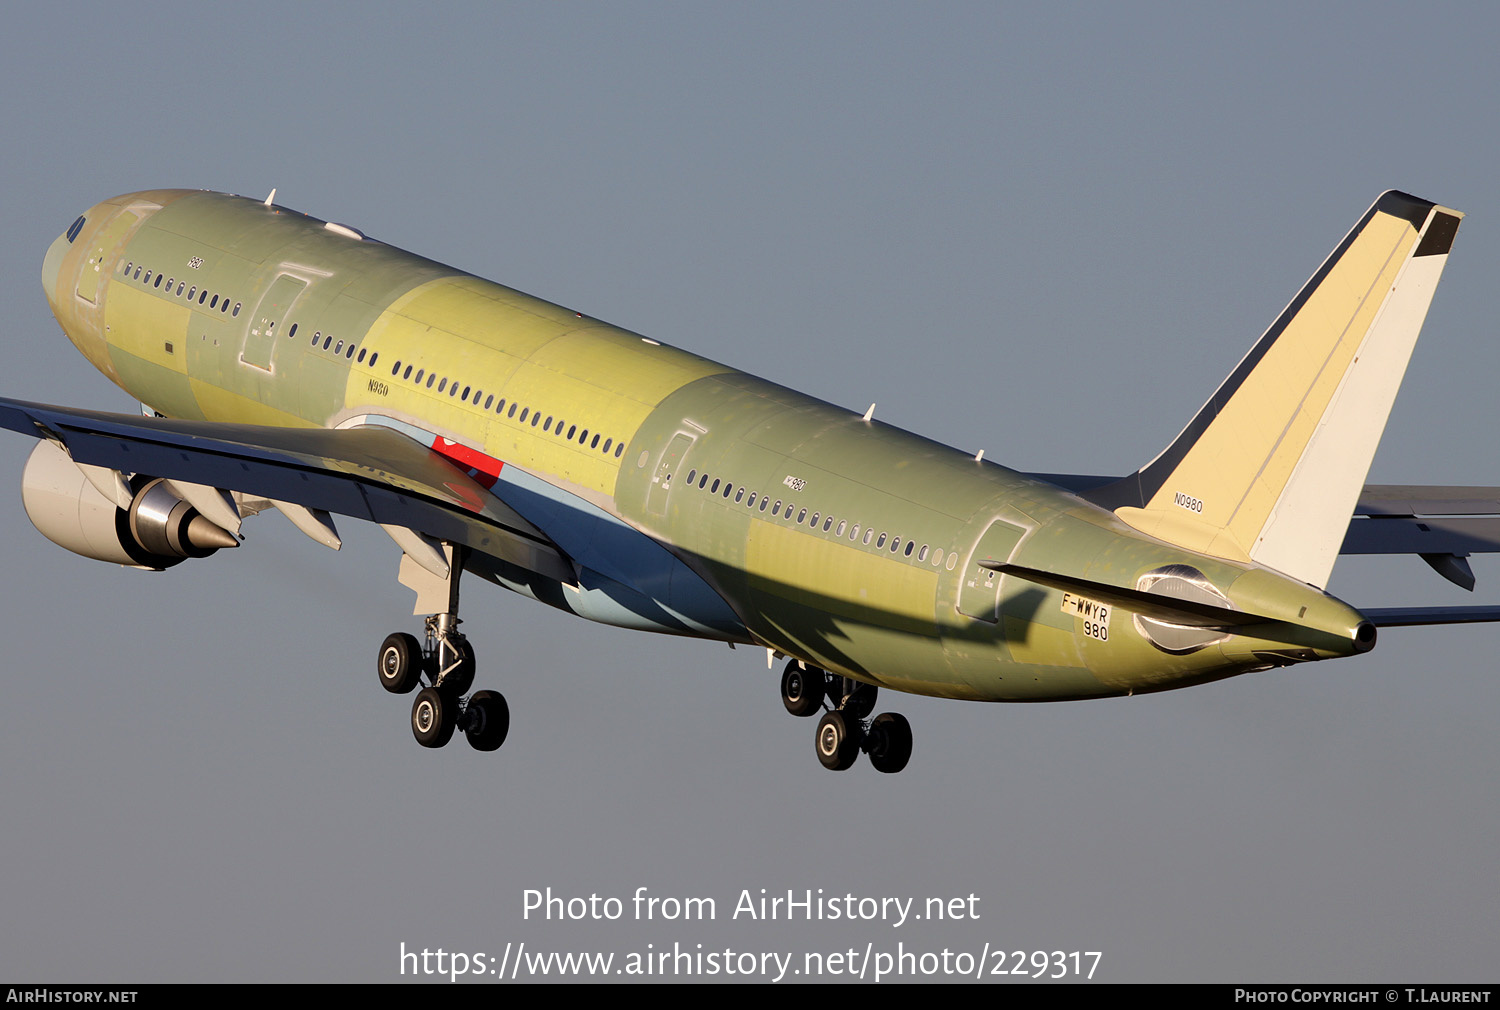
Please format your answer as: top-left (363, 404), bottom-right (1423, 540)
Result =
top-left (815, 710), bottom-right (861, 771)
top-left (780, 660), bottom-right (825, 717)
top-left (411, 687), bottom-right (456, 748)
top-left (378, 633), bottom-right (423, 694)
top-left (866, 712), bottom-right (912, 774)
top-left (464, 690), bottom-right (510, 752)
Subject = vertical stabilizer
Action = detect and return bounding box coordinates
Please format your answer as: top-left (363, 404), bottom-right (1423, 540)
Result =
top-left (1086, 191), bottom-right (1461, 588)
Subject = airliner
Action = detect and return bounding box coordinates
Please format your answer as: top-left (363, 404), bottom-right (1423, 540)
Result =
top-left (14, 187), bottom-right (1499, 772)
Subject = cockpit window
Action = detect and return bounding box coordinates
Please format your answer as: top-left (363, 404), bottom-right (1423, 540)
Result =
top-left (65, 216), bottom-right (85, 243)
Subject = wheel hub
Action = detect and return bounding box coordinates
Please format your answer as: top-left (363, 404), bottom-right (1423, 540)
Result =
top-left (818, 723), bottom-right (838, 755)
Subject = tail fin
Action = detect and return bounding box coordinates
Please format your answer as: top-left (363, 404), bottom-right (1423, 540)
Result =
top-left (1085, 191), bottom-right (1462, 588)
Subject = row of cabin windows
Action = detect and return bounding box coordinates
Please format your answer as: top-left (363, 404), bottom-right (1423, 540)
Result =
top-left (120, 259), bottom-right (240, 317)
top-left (386, 358), bottom-right (627, 460)
top-left (121, 259), bottom-right (381, 369)
top-left (677, 467), bottom-right (959, 570)
top-left (118, 256), bottom-right (622, 461)
top-left (285, 322), bottom-right (376, 366)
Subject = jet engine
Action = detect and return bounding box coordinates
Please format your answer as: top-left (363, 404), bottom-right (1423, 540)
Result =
top-left (21, 439), bottom-right (238, 569)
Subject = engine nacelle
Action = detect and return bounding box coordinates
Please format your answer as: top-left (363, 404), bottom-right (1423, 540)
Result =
top-left (21, 439), bottom-right (236, 569)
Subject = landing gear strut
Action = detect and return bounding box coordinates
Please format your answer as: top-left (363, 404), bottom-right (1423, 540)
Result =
top-left (376, 542), bottom-right (508, 752)
top-left (779, 659), bottom-right (912, 773)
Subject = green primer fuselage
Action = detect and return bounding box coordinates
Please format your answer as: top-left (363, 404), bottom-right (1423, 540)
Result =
top-left (44, 189), bottom-right (1369, 702)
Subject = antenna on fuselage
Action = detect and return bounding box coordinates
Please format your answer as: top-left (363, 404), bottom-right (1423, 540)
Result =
top-left (862, 403), bottom-right (876, 422)
top-left (263, 188), bottom-right (277, 207)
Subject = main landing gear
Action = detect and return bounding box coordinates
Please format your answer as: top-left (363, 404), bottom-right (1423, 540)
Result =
top-left (377, 545), bottom-right (509, 753)
top-left (780, 659), bottom-right (912, 773)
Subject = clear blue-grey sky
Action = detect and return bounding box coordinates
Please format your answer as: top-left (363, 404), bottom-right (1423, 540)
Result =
top-left (1, 2), bottom-right (1496, 982)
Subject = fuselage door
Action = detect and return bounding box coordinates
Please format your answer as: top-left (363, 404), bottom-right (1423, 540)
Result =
top-left (957, 518), bottom-right (1028, 622)
top-left (240, 273), bottom-right (308, 372)
top-left (647, 432), bottom-right (695, 516)
top-left (75, 211), bottom-right (139, 305)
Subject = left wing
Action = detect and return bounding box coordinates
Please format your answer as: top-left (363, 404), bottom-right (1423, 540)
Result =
top-left (1, 396), bottom-right (750, 639)
top-left (0, 397), bottom-right (574, 584)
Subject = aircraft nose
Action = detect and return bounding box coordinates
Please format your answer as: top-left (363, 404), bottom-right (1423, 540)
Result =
top-left (41, 229), bottom-right (70, 307)
top-left (42, 212), bottom-right (89, 308)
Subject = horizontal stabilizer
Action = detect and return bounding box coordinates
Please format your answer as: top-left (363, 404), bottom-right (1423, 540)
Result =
top-left (984, 561), bottom-right (1274, 630)
top-left (1343, 483), bottom-right (1500, 589)
top-left (987, 562), bottom-right (1377, 652)
top-left (1363, 606), bottom-right (1500, 627)
top-left (1357, 485), bottom-right (1500, 516)
top-left (1342, 516), bottom-right (1500, 557)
